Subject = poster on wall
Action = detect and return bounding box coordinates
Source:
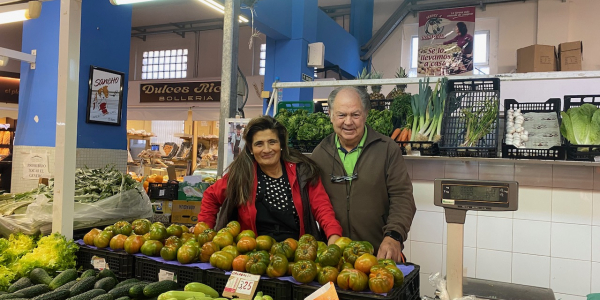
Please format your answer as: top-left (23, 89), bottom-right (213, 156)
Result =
top-left (223, 118), bottom-right (251, 171)
top-left (86, 66), bottom-right (124, 126)
top-left (418, 6), bottom-right (476, 76)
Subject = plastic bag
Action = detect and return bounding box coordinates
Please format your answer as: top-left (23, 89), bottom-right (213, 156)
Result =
top-left (422, 272), bottom-right (476, 300)
top-left (0, 214), bottom-right (47, 237)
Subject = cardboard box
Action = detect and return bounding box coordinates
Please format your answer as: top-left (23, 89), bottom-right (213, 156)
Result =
top-left (559, 41), bottom-right (583, 71)
top-left (517, 44), bottom-right (557, 73)
top-left (178, 176), bottom-right (210, 201)
top-left (151, 200), bottom-right (172, 214)
top-left (171, 200), bottom-right (201, 224)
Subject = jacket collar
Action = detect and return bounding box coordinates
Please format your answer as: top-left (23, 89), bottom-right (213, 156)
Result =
top-left (321, 125), bottom-right (382, 158)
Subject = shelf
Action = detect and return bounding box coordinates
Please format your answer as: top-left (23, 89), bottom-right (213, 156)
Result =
top-left (402, 155), bottom-right (600, 167)
top-left (127, 134), bottom-right (154, 139)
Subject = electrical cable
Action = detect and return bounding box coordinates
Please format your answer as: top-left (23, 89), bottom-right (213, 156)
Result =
top-left (237, 65), bottom-right (249, 118)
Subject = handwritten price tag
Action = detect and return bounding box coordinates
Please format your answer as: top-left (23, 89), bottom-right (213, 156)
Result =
top-left (158, 269), bottom-right (177, 282)
top-left (91, 256), bottom-right (108, 270)
top-left (223, 271), bottom-right (260, 300)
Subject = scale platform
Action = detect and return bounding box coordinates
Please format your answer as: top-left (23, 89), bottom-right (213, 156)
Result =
top-left (463, 277), bottom-right (556, 300)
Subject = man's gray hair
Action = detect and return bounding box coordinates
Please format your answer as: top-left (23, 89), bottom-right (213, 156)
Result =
top-left (327, 86), bottom-right (371, 113)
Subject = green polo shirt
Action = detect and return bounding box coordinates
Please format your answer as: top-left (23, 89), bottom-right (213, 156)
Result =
top-left (335, 127), bottom-right (368, 177)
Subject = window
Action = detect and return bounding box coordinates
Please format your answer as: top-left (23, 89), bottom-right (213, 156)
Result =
top-left (142, 49), bottom-right (188, 80)
top-left (150, 121), bottom-right (185, 145)
top-left (409, 36), bottom-right (419, 77)
top-left (259, 44), bottom-right (266, 76)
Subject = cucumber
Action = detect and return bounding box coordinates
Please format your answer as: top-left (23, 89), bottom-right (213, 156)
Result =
top-left (107, 283), bottom-right (139, 298)
top-left (127, 283), bottom-right (147, 299)
top-left (80, 270), bottom-right (96, 279)
top-left (183, 282), bottom-right (219, 298)
top-left (90, 295), bottom-right (113, 300)
top-left (94, 277), bottom-right (117, 292)
top-left (17, 284), bottom-right (52, 298)
top-left (65, 289), bottom-right (106, 300)
top-left (7, 277), bottom-right (33, 293)
top-left (114, 279), bottom-right (139, 288)
top-left (0, 294), bottom-right (25, 300)
top-left (142, 281), bottom-right (178, 298)
top-left (32, 289), bottom-right (71, 300)
top-left (30, 268), bottom-right (54, 285)
top-left (69, 276), bottom-right (97, 297)
top-left (114, 297), bottom-right (130, 300)
top-left (49, 269), bottom-right (78, 290)
top-left (96, 270), bottom-right (116, 281)
top-left (156, 291), bottom-right (205, 300)
top-left (55, 281), bottom-right (78, 292)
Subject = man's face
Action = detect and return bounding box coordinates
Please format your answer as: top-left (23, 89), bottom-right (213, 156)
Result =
top-left (236, 128), bottom-right (241, 135)
top-left (330, 89), bottom-right (367, 146)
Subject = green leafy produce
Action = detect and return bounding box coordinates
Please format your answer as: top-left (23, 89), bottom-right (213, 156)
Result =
top-left (275, 109), bottom-right (333, 141)
top-left (560, 103), bottom-right (600, 145)
top-left (0, 234), bottom-right (36, 266)
top-left (366, 109), bottom-right (393, 136)
top-left (390, 93), bottom-right (413, 128)
top-left (0, 266), bottom-right (16, 293)
top-left (12, 233), bottom-right (79, 278)
top-left (460, 98), bottom-right (499, 147)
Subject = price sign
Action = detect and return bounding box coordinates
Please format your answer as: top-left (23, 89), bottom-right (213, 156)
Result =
top-left (158, 269), bottom-right (177, 282)
top-left (222, 271), bottom-right (260, 300)
top-left (91, 256), bottom-right (108, 270)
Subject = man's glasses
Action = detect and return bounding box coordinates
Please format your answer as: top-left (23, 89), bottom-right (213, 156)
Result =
top-left (330, 173), bottom-right (358, 183)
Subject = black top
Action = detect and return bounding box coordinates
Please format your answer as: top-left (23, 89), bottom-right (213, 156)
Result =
top-left (255, 161), bottom-right (300, 242)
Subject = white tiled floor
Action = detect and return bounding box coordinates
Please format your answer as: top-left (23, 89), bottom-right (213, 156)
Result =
top-left (513, 219), bottom-right (551, 256)
top-left (551, 223), bottom-right (591, 261)
top-left (552, 189), bottom-right (593, 225)
top-left (475, 249), bottom-right (512, 283)
top-left (511, 253), bottom-right (550, 288)
top-left (476, 216), bottom-right (513, 252)
top-left (551, 257), bottom-right (591, 296)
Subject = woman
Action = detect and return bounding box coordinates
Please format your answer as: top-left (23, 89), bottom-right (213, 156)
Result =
top-left (443, 22), bottom-right (473, 71)
top-left (198, 116), bottom-right (342, 244)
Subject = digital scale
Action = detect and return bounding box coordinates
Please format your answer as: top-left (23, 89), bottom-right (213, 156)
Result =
top-left (434, 179), bottom-right (556, 300)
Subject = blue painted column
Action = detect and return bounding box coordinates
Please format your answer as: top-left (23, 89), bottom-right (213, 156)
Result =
top-left (350, 0), bottom-right (373, 71)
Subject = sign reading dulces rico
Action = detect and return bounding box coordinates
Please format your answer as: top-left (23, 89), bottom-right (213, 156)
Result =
top-left (140, 81), bottom-right (221, 103)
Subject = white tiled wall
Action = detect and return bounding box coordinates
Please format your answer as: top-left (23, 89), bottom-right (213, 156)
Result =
top-left (409, 160), bottom-right (600, 299)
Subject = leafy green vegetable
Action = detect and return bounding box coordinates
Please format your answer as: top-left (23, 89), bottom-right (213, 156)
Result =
top-left (560, 103), bottom-right (600, 145)
top-left (12, 233), bottom-right (78, 278)
top-left (0, 234), bottom-right (36, 266)
top-left (366, 109), bottom-right (393, 136)
top-left (276, 109), bottom-right (333, 141)
top-left (390, 92), bottom-right (413, 128)
top-left (0, 265), bottom-right (16, 291)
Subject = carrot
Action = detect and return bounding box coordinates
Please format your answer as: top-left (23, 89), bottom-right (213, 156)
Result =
top-left (396, 128), bottom-right (408, 142)
top-left (403, 129), bottom-right (412, 147)
top-left (391, 128), bottom-right (402, 140)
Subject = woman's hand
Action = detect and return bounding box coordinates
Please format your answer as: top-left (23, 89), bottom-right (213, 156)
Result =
top-left (327, 234), bottom-right (341, 246)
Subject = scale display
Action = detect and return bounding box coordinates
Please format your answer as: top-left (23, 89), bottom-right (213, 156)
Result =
top-left (434, 179), bottom-right (517, 211)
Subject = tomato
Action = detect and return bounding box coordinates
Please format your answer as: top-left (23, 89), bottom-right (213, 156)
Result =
top-left (83, 228), bottom-right (101, 246)
top-left (236, 230), bottom-right (256, 243)
top-left (341, 262), bottom-right (354, 271)
top-left (283, 238), bottom-right (298, 252)
top-left (166, 224), bottom-right (183, 237)
top-left (334, 237), bottom-right (352, 252)
top-left (378, 259), bottom-right (396, 267)
top-left (178, 244), bottom-right (200, 264)
top-left (160, 245), bottom-right (178, 261)
top-left (292, 260), bottom-right (318, 284)
top-left (132, 219), bottom-right (152, 235)
top-left (165, 236), bottom-right (182, 248)
top-left (213, 232), bottom-right (234, 249)
top-left (197, 229), bottom-right (217, 246)
top-left (294, 243), bottom-right (317, 262)
top-left (143, 233), bottom-right (151, 241)
top-left (185, 239), bottom-right (199, 247)
top-left (113, 221), bottom-right (132, 236)
top-left (109, 234), bottom-right (128, 250)
top-left (232, 255), bottom-right (250, 272)
top-left (180, 225), bottom-right (189, 233)
top-left (124, 235), bottom-right (145, 254)
top-left (266, 253), bottom-right (288, 278)
top-left (103, 225), bottom-right (117, 235)
top-left (222, 245), bottom-right (240, 258)
top-left (287, 261), bottom-right (295, 276)
top-left (236, 237), bottom-right (257, 253)
top-left (245, 250), bottom-right (270, 275)
top-left (343, 241), bottom-right (374, 265)
top-left (354, 253), bottom-right (378, 274)
top-left (368, 267), bottom-right (395, 293)
top-left (141, 240), bottom-right (164, 256)
top-left (194, 222), bottom-right (211, 236)
top-left (372, 265), bottom-right (404, 287)
top-left (210, 251), bottom-right (234, 270)
top-left (225, 221), bottom-right (241, 237)
top-left (337, 268), bottom-right (368, 292)
top-left (256, 235), bottom-right (274, 251)
top-left (151, 222), bottom-right (166, 229)
top-left (149, 226), bottom-right (168, 241)
top-left (270, 242), bottom-right (295, 261)
top-left (317, 266), bottom-right (339, 285)
top-left (298, 234), bottom-right (318, 249)
top-left (317, 241), bottom-right (327, 255)
top-left (94, 230), bottom-right (114, 248)
top-left (316, 263), bottom-right (323, 274)
top-left (317, 244), bottom-right (342, 267)
top-left (181, 232), bottom-right (196, 244)
top-left (200, 241), bottom-right (220, 262)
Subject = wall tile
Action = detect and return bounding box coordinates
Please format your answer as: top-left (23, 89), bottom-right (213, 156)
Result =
top-left (476, 249), bottom-right (512, 283)
top-left (551, 257), bottom-right (591, 296)
top-left (514, 187), bottom-right (552, 221)
top-left (412, 180), bottom-right (443, 213)
top-left (477, 210), bottom-right (514, 218)
top-left (592, 263), bottom-right (600, 295)
top-left (551, 223), bottom-right (591, 261)
top-left (513, 219), bottom-right (551, 256)
top-left (515, 164), bottom-right (553, 187)
top-left (419, 272), bottom-right (436, 298)
top-left (593, 166), bottom-right (600, 190)
top-left (444, 161), bottom-right (479, 180)
top-left (411, 241), bottom-right (443, 275)
top-left (554, 293), bottom-right (587, 300)
top-left (403, 240), bottom-right (411, 262)
top-left (593, 226), bottom-right (600, 263)
top-left (412, 160), bottom-right (445, 181)
top-left (411, 211), bottom-right (444, 244)
top-left (552, 189), bottom-right (593, 225)
top-left (443, 214), bottom-right (477, 248)
top-left (477, 216), bottom-right (513, 252)
top-left (442, 245), bottom-right (476, 278)
top-left (512, 253), bottom-right (550, 288)
top-left (479, 162), bottom-right (514, 181)
top-left (593, 192), bottom-right (600, 226)
top-left (553, 165), bottom-right (593, 190)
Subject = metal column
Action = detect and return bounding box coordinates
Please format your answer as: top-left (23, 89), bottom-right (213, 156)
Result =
top-left (217, 0), bottom-right (240, 176)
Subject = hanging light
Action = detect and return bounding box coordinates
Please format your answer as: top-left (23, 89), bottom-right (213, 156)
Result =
top-left (198, 0), bottom-right (249, 23)
top-left (109, 0), bottom-right (157, 4)
top-left (0, 1), bottom-right (42, 25)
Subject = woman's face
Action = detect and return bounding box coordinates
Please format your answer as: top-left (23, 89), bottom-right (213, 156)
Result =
top-left (251, 129), bottom-right (281, 168)
top-left (455, 26), bottom-right (460, 35)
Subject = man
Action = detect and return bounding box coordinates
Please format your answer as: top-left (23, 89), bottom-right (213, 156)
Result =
top-left (311, 86), bottom-right (416, 262)
top-left (230, 125), bottom-right (243, 159)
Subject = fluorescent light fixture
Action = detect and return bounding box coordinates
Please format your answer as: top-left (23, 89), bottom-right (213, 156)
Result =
top-left (0, 1), bottom-right (41, 25)
top-left (110, 0), bottom-right (157, 5)
top-left (198, 0), bottom-right (249, 23)
top-left (0, 56), bottom-right (8, 67)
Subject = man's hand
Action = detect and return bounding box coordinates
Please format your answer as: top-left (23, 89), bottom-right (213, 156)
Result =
top-left (376, 236), bottom-right (404, 262)
top-left (327, 234), bottom-right (341, 246)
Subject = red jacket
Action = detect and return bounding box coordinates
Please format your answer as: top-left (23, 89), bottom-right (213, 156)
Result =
top-left (198, 161), bottom-right (343, 239)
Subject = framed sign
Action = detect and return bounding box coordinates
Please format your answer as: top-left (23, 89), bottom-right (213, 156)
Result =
top-left (86, 66), bottom-right (125, 125)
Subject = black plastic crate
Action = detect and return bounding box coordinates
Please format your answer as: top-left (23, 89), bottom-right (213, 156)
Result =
top-left (562, 95), bottom-right (600, 161)
top-left (371, 99), bottom-right (392, 111)
top-left (439, 78), bottom-right (500, 158)
top-left (292, 263), bottom-right (420, 300)
top-left (76, 246), bottom-right (135, 280)
top-left (134, 255), bottom-right (205, 288)
top-left (290, 140), bottom-right (322, 153)
top-left (397, 141), bottom-right (440, 156)
top-left (205, 269), bottom-right (292, 300)
top-left (501, 98), bottom-right (565, 160)
top-left (148, 181), bottom-right (178, 200)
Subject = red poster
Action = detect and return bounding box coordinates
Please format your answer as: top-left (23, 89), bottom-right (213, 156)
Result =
top-left (418, 7), bottom-right (476, 76)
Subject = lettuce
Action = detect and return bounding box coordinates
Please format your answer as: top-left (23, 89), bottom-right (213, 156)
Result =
top-left (0, 233), bottom-right (36, 266)
top-left (560, 104), bottom-right (600, 145)
top-left (0, 265), bottom-right (16, 291)
top-left (12, 233), bottom-right (78, 277)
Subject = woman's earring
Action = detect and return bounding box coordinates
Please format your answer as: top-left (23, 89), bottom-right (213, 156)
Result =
top-left (250, 153), bottom-right (254, 155)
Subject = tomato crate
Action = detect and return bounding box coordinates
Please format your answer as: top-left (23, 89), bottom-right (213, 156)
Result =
top-left (562, 95), bottom-right (600, 161)
top-left (76, 245), bottom-right (135, 281)
top-left (134, 255), bottom-right (205, 288)
top-left (291, 263), bottom-right (420, 300)
top-left (501, 98), bottom-right (565, 160)
top-left (289, 139), bottom-right (322, 153)
top-left (396, 141), bottom-right (439, 156)
top-left (205, 269), bottom-right (292, 300)
top-left (148, 181), bottom-right (179, 200)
